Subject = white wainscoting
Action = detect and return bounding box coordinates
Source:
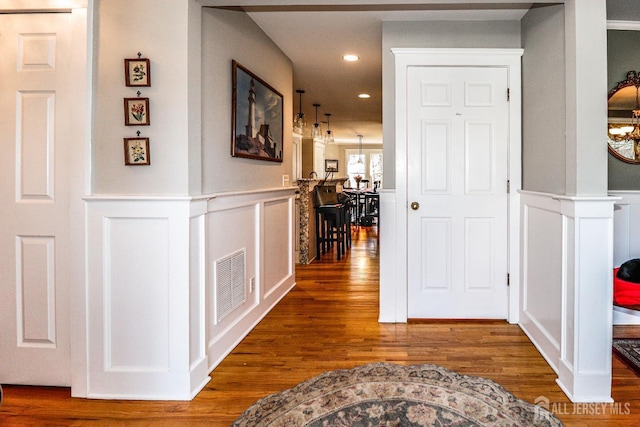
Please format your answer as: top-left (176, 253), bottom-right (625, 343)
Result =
top-left (378, 189), bottom-right (401, 322)
top-left (519, 192), bottom-right (563, 371)
top-left (610, 191), bottom-right (640, 325)
top-left (84, 188), bottom-right (296, 400)
top-left (519, 191), bottom-right (615, 403)
top-left (85, 196), bottom-right (210, 400)
top-left (610, 191), bottom-right (640, 266)
top-left (205, 188), bottom-right (296, 371)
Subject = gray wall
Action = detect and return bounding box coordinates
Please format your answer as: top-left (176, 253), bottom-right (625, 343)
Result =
top-left (521, 5), bottom-right (566, 194)
top-left (382, 20), bottom-right (521, 189)
top-left (92, 0), bottom-right (195, 195)
top-left (201, 8), bottom-right (293, 194)
top-left (607, 0), bottom-right (640, 21)
top-left (608, 30), bottom-right (640, 190)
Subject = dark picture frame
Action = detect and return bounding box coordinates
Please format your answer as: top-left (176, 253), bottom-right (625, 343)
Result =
top-left (325, 159), bottom-right (339, 172)
top-left (124, 58), bottom-right (151, 87)
top-left (231, 60), bottom-right (283, 162)
top-left (124, 98), bottom-right (150, 126)
top-left (124, 137), bottom-right (150, 165)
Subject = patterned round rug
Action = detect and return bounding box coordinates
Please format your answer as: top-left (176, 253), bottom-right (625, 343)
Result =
top-left (233, 362), bottom-right (562, 426)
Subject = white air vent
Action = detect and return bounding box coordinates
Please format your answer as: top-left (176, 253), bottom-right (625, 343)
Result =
top-left (215, 249), bottom-right (246, 322)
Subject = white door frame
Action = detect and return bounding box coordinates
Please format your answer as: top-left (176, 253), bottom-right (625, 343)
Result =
top-left (391, 48), bottom-right (523, 323)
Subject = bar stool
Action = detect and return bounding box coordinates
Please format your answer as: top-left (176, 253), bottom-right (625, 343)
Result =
top-left (363, 192), bottom-right (379, 228)
top-left (315, 203), bottom-right (349, 260)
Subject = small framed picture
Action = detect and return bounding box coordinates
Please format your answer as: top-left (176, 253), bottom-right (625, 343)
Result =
top-left (124, 137), bottom-right (150, 165)
top-left (325, 159), bottom-right (339, 172)
top-left (124, 98), bottom-right (150, 126)
top-left (124, 58), bottom-right (151, 87)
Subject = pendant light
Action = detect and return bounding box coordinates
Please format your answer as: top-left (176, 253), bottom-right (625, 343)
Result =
top-left (293, 89), bottom-right (306, 133)
top-left (324, 113), bottom-right (335, 144)
top-left (357, 134), bottom-right (364, 163)
top-left (311, 103), bottom-right (322, 139)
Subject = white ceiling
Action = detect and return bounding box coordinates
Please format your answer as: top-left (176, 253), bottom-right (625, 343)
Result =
top-left (208, 2), bottom-right (537, 144)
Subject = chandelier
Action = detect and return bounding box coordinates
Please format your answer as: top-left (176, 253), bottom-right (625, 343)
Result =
top-left (608, 86), bottom-right (640, 143)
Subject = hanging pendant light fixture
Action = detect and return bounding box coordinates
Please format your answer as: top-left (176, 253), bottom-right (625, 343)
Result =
top-left (293, 89), bottom-right (306, 133)
top-left (324, 113), bottom-right (335, 144)
top-left (311, 103), bottom-right (322, 139)
top-left (357, 134), bottom-right (364, 163)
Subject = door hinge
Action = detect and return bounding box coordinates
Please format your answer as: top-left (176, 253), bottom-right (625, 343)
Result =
top-left (507, 273), bottom-right (510, 286)
top-left (507, 88), bottom-right (510, 101)
top-left (507, 180), bottom-right (510, 194)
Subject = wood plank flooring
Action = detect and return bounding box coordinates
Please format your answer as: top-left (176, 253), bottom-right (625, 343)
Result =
top-left (2, 226), bottom-right (640, 426)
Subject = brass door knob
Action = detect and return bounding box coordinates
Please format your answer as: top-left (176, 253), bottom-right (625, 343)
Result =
top-left (410, 201), bottom-right (420, 210)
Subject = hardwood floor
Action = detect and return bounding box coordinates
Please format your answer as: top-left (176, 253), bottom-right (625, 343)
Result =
top-left (2, 226), bottom-right (640, 426)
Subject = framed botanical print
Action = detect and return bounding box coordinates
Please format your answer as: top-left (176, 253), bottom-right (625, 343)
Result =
top-left (124, 58), bottom-right (151, 87)
top-left (124, 98), bottom-right (150, 126)
top-left (124, 137), bottom-right (150, 165)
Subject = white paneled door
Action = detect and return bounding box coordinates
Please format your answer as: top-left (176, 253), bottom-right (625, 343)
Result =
top-left (407, 66), bottom-right (510, 319)
top-left (0, 13), bottom-right (73, 385)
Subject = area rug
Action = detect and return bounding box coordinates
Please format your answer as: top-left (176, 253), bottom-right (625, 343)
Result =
top-left (613, 338), bottom-right (640, 376)
top-left (233, 362), bottom-right (562, 426)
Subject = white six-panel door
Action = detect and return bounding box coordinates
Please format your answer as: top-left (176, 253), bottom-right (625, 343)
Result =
top-left (0, 13), bottom-right (73, 385)
top-left (407, 66), bottom-right (510, 319)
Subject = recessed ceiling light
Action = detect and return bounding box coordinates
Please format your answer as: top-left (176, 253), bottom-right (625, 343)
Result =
top-left (358, 93), bottom-right (371, 99)
top-left (342, 54), bottom-right (359, 62)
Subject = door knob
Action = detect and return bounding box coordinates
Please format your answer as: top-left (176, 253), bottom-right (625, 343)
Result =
top-left (410, 201), bottom-right (420, 210)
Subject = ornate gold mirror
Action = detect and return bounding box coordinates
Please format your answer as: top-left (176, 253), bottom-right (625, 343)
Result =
top-left (608, 71), bottom-right (640, 163)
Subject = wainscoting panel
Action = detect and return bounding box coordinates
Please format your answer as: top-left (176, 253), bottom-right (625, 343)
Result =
top-left (85, 197), bottom-right (209, 400)
top-left (378, 189), bottom-right (402, 322)
top-left (519, 193), bottom-right (563, 371)
top-left (263, 198), bottom-right (294, 298)
top-left (85, 189), bottom-right (296, 399)
top-left (103, 217), bottom-right (170, 372)
top-left (609, 191), bottom-right (640, 325)
top-left (189, 201), bottom-right (207, 374)
top-left (205, 188), bottom-right (296, 372)
top-left (519, 191), bottom-right (616, 403)
top-left (610, 191), bottom-right (640, 266)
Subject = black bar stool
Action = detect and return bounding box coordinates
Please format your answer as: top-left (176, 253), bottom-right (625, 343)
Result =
top-left (315, 203), bottom-right (348, 260)
top-left (363, 192), bottom-right (379, 228)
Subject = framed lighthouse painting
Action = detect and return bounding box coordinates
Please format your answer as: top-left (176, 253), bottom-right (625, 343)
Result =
top-left (231, 60), bottom-right (284, 162)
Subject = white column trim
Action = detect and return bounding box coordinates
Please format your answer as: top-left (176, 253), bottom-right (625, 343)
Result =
top-left (556, 197), bottom-right (615, 403)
